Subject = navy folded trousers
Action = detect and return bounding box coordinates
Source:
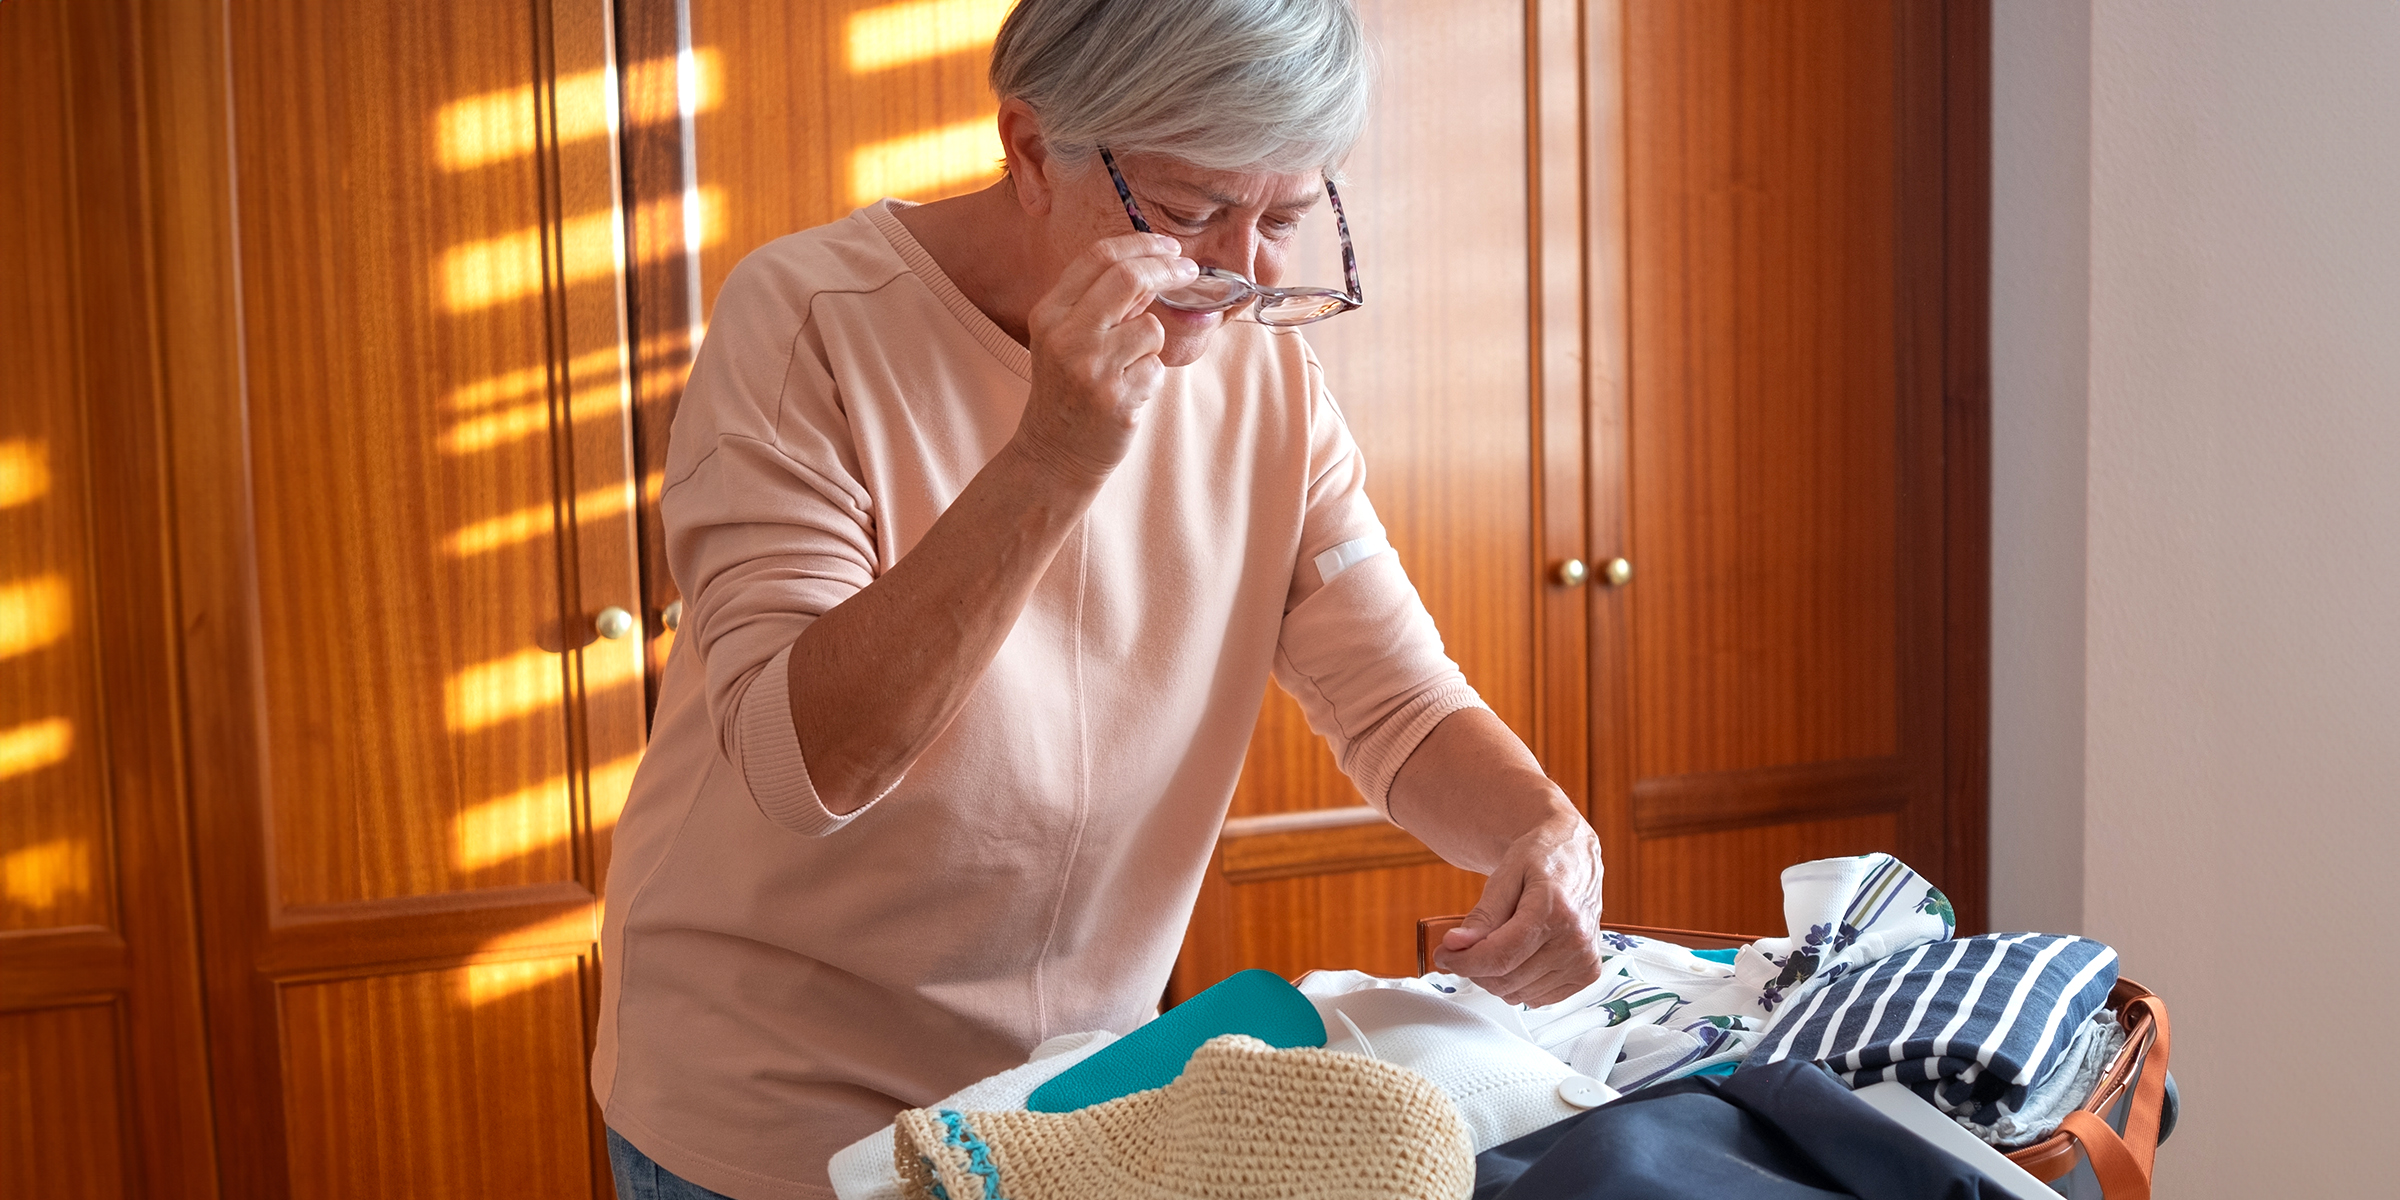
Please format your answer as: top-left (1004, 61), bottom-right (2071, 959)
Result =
top-left (1473, 1060), bottom-right (2011, 1200)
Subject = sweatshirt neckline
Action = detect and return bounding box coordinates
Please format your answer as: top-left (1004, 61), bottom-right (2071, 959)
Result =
top-left (867, 200), bottom-right (1035, 380)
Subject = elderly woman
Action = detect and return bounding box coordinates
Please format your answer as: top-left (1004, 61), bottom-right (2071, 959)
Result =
top-left (592, 2), bottom-right (1606, 1196)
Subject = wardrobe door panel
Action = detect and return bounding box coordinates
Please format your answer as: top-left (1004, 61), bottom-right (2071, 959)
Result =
top-left (1597, 0), bottom-right (1965, 928)
top-left (0, 1003), bottom-right (133, 1200)
top-left (1, 0), bottom-right (116, 941)
top-left (228, 0), bottom-right (593, 907)
top-left (0, 2), bottom-right (216, 1194)
top-left (276, 957), bottom-right (597, 1200)
top-left (153, 0), bottom-right (639, 1193)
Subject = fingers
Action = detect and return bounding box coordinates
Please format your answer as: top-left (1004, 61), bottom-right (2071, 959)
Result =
top-left (1044, 234), bottom-right (1194, 332)
top-left (1013, 235), bottom-right (1192, 484)
top-left (1477, 934), bottom-right (1604, 1006)
top-left (1439, 898), bottom-right (1551, 981)
top-left (1432, 866), bottom-right (1533, 977)
top-left (1431, 827), bottom-right (1607, 1005)
top-left (1067, 253), bottom-right (1198, 332)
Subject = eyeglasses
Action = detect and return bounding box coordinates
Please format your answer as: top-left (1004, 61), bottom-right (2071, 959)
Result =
top-left (1098, 146), bottom-right (1363, 327)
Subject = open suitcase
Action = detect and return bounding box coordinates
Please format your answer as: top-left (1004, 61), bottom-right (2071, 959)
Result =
top-left (1416, 918), bottom-right (2175, 1200)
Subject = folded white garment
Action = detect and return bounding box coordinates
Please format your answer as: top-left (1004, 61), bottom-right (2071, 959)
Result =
top-left (825, 1030), bottom-right (1117, 1200)
top-left (1300, 977), bottom-right (1615, 1151)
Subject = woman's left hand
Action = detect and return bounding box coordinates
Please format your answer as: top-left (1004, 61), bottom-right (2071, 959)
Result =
top-left (1431, 815), bottom-right (1606, 1006)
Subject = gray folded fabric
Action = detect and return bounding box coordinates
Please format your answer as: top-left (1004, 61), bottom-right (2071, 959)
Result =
top-left (1955, 1009), bottom-right (2125, 1148)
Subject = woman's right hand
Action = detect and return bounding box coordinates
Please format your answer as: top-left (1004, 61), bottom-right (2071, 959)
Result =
top-left (1011, 233), bottom-right (1199, 486)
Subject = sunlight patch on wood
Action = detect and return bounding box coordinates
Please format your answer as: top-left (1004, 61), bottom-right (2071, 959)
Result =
top-left (461, 956), bottom-right (579, 1006)
top-left (444, 485), bottom-right (633, 558)
top-left (455, 753), bottom-right (641, 872)
top-left (445, 643), bottom-right (642, 732)
top-left (0, 573), bottom-right (70, 661)
top-left (851, 115), bottom-right (1004, 206)
top-left (440, 188), bottom-right (723, 313)
top-left (0, 717), bottom-right (73, 782)
top-left (442, 389), bottom-right (627, 455)
top-left (2, 837), bottom-right (92, 911)
top-left (436, 51), bottom-right (722, 171)
top-left (847, 0), bottom-right (1014, 72)
top-left (0, 440), bottom-right (49, 509)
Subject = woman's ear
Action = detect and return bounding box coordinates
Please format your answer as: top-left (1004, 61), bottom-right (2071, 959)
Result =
top-left (997, 99), bottom-right (1054, 217)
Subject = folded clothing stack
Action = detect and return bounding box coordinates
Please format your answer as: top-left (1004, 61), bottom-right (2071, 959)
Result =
top-left (1742, 931), bottom-right (2121, 1141)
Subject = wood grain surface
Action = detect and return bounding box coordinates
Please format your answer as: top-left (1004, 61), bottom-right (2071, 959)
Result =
top-left (227, 0), bottom-right (580, 906)
top-left (690, 0), bottom-right (1008, 315)
top-left (0, 1002), bottom-right (133, 1200)
top-left (1602, 0), bottom-right (1974, 928)
top-left (1624, 0), bottom-right (1905, 783)
top-left (0, 0), bottom-right (115, 937)
top-left (0, 2), bottom-right (219, 1194)
top-left (277, 957), bottom-right (596, 1200)
top-left (148, 0), bottom-right (634, 1193)
top-left (1634, 812), bottom-right (1905, 936)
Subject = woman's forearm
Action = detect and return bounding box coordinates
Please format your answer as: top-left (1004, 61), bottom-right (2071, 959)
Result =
top-left (1386, 707), bottom-right (1583, 872)
top-left (786, 436), bottom-right (1104, 813)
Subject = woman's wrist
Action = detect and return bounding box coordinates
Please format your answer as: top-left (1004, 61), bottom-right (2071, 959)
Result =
top-left (999, 424), bottom-right (1119, 498)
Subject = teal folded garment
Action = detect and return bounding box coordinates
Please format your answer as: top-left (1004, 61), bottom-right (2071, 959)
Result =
top-left (1025, 969), bottom-right (1326, 1113)
top-left (1692, 947), bottom-right (1742, 964)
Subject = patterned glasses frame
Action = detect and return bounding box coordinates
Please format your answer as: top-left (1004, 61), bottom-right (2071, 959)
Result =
top-left (1096, 146), bottom-right (1364, 327)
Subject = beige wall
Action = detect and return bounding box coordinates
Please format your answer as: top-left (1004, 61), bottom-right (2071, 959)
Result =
top-left (1990, 0), bottom-right (2092, 938)
top-left (1993, 1), bottom-right (2400, 1193)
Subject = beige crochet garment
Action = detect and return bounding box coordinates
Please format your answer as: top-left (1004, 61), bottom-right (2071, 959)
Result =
top-left (894, 1034), bottom-right (1475, 1200)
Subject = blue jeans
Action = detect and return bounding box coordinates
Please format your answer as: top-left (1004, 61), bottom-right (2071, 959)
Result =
top-left (607, 1128), bottom-right (737, 1200)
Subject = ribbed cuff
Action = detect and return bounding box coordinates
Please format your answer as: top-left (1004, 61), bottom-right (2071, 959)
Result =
top-left (735, 644), bottom-right (890, 836)
top-left (1347, 679), bottom-right (1490, 817)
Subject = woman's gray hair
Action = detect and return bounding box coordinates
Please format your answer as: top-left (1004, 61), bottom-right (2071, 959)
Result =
top-left (990, 0), bottom-right (1372, 175)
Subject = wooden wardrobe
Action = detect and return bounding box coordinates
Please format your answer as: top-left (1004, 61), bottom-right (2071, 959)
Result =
top-left (0, 1), bottom-right (1987, 1196)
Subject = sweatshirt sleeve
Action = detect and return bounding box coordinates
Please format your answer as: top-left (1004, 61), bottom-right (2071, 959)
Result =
top-left (1270, 370), bottom-right (1489, 817)
top-left (660, 269), bottom-right (894, 836)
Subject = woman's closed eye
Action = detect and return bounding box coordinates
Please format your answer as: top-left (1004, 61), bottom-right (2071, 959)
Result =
top-left (1154, 202), bottom-right (1304, 242)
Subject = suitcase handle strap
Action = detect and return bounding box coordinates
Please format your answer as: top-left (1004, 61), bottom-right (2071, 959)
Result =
top-left (2059, 993), bottom-right (2173, 1200)
top-left (2057, 1112), bottom-right (2148, 1200)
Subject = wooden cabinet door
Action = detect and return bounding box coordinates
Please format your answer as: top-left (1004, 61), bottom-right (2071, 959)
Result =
top-left (1172, 0), bottom-right (1595, 995)
top-left (145, 0), bottom-right (648, 1194)
top-left (1590, 0), bottom-right (1988, 935)
top-left (0, 3), bottom-right (216, 1195)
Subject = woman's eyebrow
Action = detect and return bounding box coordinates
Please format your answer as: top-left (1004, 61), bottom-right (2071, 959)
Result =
top-left (1181, 183), bottom-right (1325, 213)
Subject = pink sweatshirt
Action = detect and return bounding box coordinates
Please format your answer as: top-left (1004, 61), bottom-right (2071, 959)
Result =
top-left (591, 201), bottom-right (1484, 1199)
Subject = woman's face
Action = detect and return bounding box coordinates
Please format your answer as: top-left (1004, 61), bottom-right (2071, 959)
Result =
top-left (1062, 151), bottom-right (1326, 367)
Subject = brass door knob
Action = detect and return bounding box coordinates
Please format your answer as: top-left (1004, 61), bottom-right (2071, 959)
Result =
top-left (662, 599), bottom-right (683, 632)
top-left (1602, 557), bottom-right (1633, 587)
top-left (595, 606), bottom-right (636, 640)
top-left (1554, 558), bottom-right (1589, 588)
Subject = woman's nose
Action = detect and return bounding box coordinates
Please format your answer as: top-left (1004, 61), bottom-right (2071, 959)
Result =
top-left (1188, 226), bottom-right (1264, 281)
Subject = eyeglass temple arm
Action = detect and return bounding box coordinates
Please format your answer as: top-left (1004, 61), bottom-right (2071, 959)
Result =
top-left (1325, 179), bottom-right (1362, 305)
top-left (1097, 146), bottom-right (1156, 236)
